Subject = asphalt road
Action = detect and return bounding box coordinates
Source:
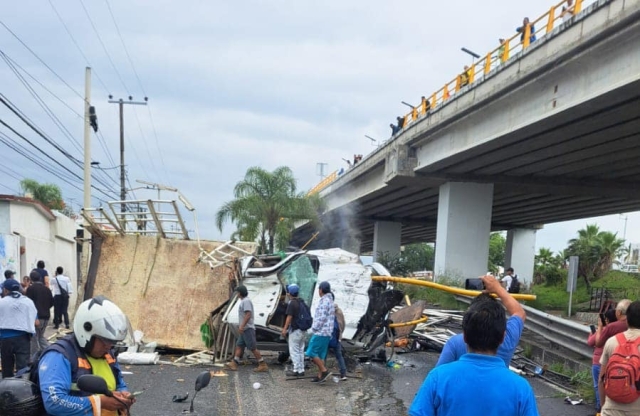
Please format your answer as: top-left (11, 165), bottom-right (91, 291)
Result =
top-left (120, 351), bottom-right (596, 416)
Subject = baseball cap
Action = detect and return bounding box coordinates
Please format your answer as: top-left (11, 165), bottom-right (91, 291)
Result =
top-left (3, 270), bottom-right (15, 279)
top-left (319, 281), bottom-right (331, 293)
top-left (287, 284), bottom-right (299, 296)
top-left (234, 285), bottom-right (248, 297)
top-left (2, 279), bottom-right (21, 292)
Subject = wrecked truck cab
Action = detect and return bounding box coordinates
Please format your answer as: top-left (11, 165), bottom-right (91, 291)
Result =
top-left (223, 248), bottom-right (404, 355)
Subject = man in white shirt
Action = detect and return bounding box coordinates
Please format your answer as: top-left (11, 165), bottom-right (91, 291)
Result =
top-left (0, 279), bottom-right (37, 377)
top-left (501, 267), bottom-right (514, 292)
top-left (51, 266), bottom-right (73, 330)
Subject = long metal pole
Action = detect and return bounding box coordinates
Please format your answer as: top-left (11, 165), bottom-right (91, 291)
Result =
top-left (82, 67), bottom-right (91, 282)
top-left (119, 100), bottom-right (126, 229)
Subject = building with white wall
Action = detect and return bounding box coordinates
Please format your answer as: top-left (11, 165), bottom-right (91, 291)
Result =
top-left (0, 195), bottom-right (79, 307)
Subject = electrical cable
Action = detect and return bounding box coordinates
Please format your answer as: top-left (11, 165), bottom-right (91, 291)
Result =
top-left (102, 0), bottom-right (169, 182)
top-left (0, 20), bottom-right (85, 102)
top-left (78, 0), bottom-right (130, 94)
top-left (47, 0), bottom-right (110, 93)
top-left (1, 51), bottom-right (85, 156)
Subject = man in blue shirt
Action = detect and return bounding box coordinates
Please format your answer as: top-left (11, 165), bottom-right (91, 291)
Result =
top-left (409, 292), bottom-right (538, 416)
top-left (436, 274), bottom-right (525, 367)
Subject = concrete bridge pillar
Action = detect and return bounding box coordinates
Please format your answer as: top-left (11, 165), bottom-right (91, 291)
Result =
top-left (505, 228), bottom-right (537, 286)
top-left (372, 221), bottom-right (402, 262)
top-left (434, 182), bottom-right (493, 280)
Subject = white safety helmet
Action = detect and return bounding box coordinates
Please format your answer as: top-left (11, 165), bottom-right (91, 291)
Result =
top-left (73, 295), bottom-right (132, 350)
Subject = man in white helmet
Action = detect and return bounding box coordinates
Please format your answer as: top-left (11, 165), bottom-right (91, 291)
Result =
top-left (37, 295), bottom-right (135, 416)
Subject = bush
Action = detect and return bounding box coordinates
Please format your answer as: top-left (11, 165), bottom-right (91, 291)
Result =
top-left (399, 276), bottom-right (465, 310)
top-left (527, 278), bottom-right (590, 311)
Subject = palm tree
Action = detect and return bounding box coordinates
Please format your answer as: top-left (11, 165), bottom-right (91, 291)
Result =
top-left (20, 179), bottom-right (65, 210)
top-left (535, 247), bottom-right (554, 266)
top-left (216, 166), bottom-right (325, 253)
top-left (595, 231), bottom-right (626, 273)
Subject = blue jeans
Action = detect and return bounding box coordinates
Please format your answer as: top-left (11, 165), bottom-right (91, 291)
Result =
top-left (592, 363), bottom-right (601, 410)
top-left (323, 342), bottom-right (347, 376)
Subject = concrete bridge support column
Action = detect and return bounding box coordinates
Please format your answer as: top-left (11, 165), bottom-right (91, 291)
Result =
top-left (434, 182), bottom-right (493, 280)
top-left (505, 228), bottom-right (537, 286)
top-left (372, 221), bottom-right (402, 262)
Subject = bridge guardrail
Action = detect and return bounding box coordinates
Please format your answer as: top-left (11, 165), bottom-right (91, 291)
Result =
top-left (454, 295), bottom-right (592, 359)
top-left (306, 0), bottom-right (599, 196)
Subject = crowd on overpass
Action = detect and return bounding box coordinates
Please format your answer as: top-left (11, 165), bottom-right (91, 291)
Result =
top-left (388, 0), bottom-right (579, 140)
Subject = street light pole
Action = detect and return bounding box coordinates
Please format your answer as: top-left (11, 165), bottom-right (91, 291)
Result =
top-left (108, 97), bottom-right (148, 229)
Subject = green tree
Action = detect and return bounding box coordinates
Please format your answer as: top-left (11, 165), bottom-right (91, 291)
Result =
top-left (20, 179), bottom-right (65, 210)
top-left (488, 232), bottom-right (506, 274)
top-left (402, 243), bottom-right (435, 272)
top-left (566, 224), bottom-right (626, 288)
top-left (534, 247), bottom-right (565, 285)
top-left (215, 166), bottom-right (324, 254)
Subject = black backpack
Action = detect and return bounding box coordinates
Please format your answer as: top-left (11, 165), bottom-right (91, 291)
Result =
top-left (294, 299), bottom-right (313, 331)
top-left (508, 275), bottom-right (521, 294)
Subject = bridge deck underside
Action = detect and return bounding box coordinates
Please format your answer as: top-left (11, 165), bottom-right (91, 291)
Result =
top-left (294, 81), bottom-right (640, 252)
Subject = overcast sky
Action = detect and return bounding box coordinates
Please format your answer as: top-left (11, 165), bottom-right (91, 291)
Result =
top-left (1, 0), bottom-right (635, 255)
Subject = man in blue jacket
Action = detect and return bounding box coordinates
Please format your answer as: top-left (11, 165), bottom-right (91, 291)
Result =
top-left (38, 296), bottom-right (135, 416)
top-left (409, 293), bottom-right (538, 416)
top-left (436, 274), bottom-right (525, 367)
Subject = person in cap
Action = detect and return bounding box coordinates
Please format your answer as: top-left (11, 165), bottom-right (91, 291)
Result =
top-left (3, 269), bottom-right (25, 295)
top-left (281, 284), bottom-right (306, 377)
top-left (306, 281), bottom-right (335, 383)
top-left (26, 270), bottom-right (54, 354)
top-left (225, 285), bottom-right (268, 372)
top-left (0, 278), bottom-right (38, 377)
top-left (38, 295), bottom-right (135, 415)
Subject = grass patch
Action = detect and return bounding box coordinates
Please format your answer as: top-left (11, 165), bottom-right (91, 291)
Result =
top-left (527, 279), bottom-right (591, 311)
top-left (592, 271), bottom-right (640, 290)
top-left (400, 276), bottom-right (465, 309)
top-left (547, 363), bottom-right (594, 401)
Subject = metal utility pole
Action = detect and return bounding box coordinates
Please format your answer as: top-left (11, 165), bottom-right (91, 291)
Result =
top-left (108, 96), bottom-right (148, 229)
top-left (81, 67), bottom-right (92, 282)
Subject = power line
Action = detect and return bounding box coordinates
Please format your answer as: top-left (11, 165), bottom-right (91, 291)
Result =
top-left (103, 0), bottom-right (145, 96)
top-left (78, 0), bottom-right (130, 94)
top-left (0, 20), bottom-right (85, 103)
top-left (47, 0), bottom-right (111, 93)
top-left (102, 0), bottom-right (168, 183)
top-left (1, 51), bottom-right (85, 156)
top-left (0, 51), bottom-right (83, 119)
top-left (0, 117), bottom-right (118, 200)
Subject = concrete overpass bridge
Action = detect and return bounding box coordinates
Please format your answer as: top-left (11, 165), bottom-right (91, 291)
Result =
top-left (293, 0), bottom-right (640, 283)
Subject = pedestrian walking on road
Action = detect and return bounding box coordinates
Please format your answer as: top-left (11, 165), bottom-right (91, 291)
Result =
top-left (51, 266), bottom-right (72, 329)
top-left (281, 284), bottom-right (306, 377)
top-left (26, 270), bottom-right (53, 355)
top-left (306, 281), bottom-right (334, 383)
top-left (225, 285), bottom-right (268, 372)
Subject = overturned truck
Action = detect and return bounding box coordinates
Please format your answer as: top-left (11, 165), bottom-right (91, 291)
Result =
top-left (218, 248), bottom-right (417, 360)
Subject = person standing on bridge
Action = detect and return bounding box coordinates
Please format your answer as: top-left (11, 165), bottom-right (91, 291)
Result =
top-left (436, 274), bottom-right (525, 367)
top-left (409, 292), bottom-right (538, 416)
top-left (517, 17), bottom-right (537, 43)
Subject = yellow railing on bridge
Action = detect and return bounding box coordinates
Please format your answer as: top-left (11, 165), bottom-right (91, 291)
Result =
top-left (307, 170), bottom-right (339, 195)
top-left (307, 0), bottom-right (586, 196)
top-left (398, 0), bottom-right (584, 130)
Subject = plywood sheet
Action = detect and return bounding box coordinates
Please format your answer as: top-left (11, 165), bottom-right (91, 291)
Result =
top-left (92, 235), bottom-right (255, 350)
